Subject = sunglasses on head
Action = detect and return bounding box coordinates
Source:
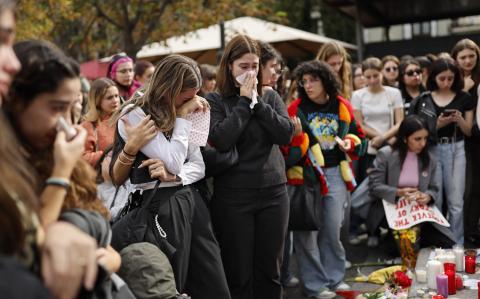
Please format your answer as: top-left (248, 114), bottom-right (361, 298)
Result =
top-left (405, 69), bottom-right (422, 77)
top-left (384, 66), bottom-right (398, 72)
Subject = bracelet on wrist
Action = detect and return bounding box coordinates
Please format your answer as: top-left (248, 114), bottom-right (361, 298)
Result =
top-left (122, 149), bottom-right (136, 158)
top-left (118, 154), bottom-right (134, 165)
top-left (120, 151), bottom-right (135, 162)
top-left (46, 177), bottom-right (70, 190)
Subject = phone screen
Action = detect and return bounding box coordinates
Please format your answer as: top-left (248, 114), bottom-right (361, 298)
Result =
top-left (443, 109), bottom-right (455, 116)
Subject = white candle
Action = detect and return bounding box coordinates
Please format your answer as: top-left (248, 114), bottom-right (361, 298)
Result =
top-left (435, 248), bottom-right (445, 257)
top-left (446, 252), bottom-right (456, 264)
top-left (453, 247), bottom-right (464, 272)
top-left (436, 254), bottom-right (448, 265)
top-left (416, 269), bottom-right (427, 283)
top-left (427, 259), bottom-right (443, 289)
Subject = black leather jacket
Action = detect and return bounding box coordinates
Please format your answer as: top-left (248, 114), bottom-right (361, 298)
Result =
top-left (409, 91), bottom-right (438, 144)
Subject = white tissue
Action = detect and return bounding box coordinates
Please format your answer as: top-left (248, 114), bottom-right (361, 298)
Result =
top-left (235, 71), bottom-right (258, 109)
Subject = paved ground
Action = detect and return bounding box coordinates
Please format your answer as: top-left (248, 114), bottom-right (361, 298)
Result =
top-left (283, 232), bottom-right (478, 299)
top-left (283, 232), bottom-right (391, 299)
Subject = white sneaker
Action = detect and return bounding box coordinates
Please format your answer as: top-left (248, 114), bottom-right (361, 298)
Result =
top-left (349, 233), bottom-right (368, 245)
top-left (314, 289), bottom-right (336, 299)
top-left (283, 276), bottom-right (300, 288)
top-left (335, 282), bottom-right (351, 291)
top-left (345, 260), bottom-right (352, 269)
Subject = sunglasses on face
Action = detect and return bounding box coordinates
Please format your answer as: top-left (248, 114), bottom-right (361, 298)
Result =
top-left (384, 66), bottom-right (398, 72)
top-left (405, 69), bottom-right (422, 77)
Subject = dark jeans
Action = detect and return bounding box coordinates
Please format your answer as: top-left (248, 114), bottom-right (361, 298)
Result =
top-left (211, 184), bottom-right (289, 299)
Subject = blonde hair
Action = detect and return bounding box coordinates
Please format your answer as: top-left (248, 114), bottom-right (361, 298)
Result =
top-left (84, 78), bottom-right (117, 122)
top-left (115, 54), bottom-right (201, 132)
top-left (316, 41), bottom-right (352, 99)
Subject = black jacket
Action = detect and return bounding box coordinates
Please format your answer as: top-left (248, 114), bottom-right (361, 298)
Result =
top-left (206, 89), bottom-right (294, 189)
top-left (409, 91), bottom-right (438, 144)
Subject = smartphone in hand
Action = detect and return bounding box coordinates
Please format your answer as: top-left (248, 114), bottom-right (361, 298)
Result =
top-left (443, 109), bottom-right (456, 117)
top-left (56, 116), bottom-right (77, 140)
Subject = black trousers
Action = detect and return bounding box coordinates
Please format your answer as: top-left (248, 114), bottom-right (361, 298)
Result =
top-left (419, 222), bottom-right (455, 249)
top-left (464, 139), bottom-right (480, 237)
top-left (133, 186), bottom-right (230, 298)
top-left (185, 188), bottom-right (231, 299)
top-left (211, 184), bottom-right (289, 299)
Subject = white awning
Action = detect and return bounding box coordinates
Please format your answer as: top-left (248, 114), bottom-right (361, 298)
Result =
top-left (137, 16), bottom-right (356, 62)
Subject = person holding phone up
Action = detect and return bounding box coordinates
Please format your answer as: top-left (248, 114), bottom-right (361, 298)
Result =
top-left (409, 58), bottom-right (475, 244)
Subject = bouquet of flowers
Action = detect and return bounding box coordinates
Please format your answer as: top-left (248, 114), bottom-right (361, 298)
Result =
top-left (357, 270), bottom-right (412, 299)
top-left (392, 226), bottom-right (421, 269)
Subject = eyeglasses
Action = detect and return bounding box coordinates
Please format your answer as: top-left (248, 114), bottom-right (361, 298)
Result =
top-left (298, 77), bottom-right (320, 87)
top-left (405, 69), bottom-right (422, 77)
top-left (384, 66), bottom-right (398, 72)
top-left (117, 68), bottom-right (134, 74)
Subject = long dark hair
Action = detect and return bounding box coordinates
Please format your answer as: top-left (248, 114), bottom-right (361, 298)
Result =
top-left (5, 40), bottom-right (109, 219)
top-left (293, 60), bottom-right (340, 102)
top-left (398, 59), bottom-right (423, 99)
top-left (392, 115), bottom-right (430, 171)
top-left (6, 40), bottom-right (79, 118)
top-left (259, 41), bottom-right (280, 67)
top-left (426, 58), bottom-right (464, 93)
top-left (216, 35), bottom-right (262, 97)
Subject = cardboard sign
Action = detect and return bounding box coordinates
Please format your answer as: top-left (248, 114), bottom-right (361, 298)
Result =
top-left (186, 111), bottom-right (210, 146)
top-left (382, 197), bottom-right (449, 230)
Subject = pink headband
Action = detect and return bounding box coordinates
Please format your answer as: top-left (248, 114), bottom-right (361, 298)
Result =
top-left (109, 57), bottom-right (133, 80)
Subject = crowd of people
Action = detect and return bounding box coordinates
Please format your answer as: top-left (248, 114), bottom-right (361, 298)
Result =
top-left (1, 0), bottom-right (480, 298)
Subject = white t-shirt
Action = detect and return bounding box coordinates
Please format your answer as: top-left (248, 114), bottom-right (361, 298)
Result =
top-left (351, 86), bottom-right (403, 135)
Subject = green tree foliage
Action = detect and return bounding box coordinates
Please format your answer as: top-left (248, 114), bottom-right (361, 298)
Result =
top-left (16, 0), bottom-right (283, 61)
top-left (320, 3), bottom-right (356, 44)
